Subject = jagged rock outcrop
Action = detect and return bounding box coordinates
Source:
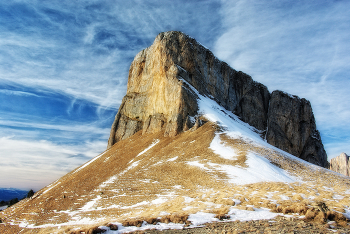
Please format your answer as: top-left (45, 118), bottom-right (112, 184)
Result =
top-left (108, 31), bottom-right (327, 167)
top-left (330, 153), bottom-right (350, 176)
top-left (266, 91), bottom-right (328, 167)
top-left (107, 31), bottom-right (269, 148)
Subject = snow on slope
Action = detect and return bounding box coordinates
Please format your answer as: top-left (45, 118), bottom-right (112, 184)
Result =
top-left (5, 79), bottom-right (349, 233)
top-left (84, 82), bottom-right (350, 233)
top-left (183, 77), bottom-right (321, 170)
top-left (200, 89), bottom-right (298, 184)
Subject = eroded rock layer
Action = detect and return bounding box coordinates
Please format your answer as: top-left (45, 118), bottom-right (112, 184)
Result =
top-left (108, 31), bottom-right (327, 167)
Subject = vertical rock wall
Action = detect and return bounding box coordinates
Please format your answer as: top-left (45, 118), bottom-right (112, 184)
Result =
top-left (266, 91), bottom-right (328, 167)
top-left (107, 31), bottom-right (328, 168)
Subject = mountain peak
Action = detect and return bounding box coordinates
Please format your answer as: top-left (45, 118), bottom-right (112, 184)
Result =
top-left (108, 31), bottom-right (327, 167)
top-left (1, 32), bottom-right (349, 234)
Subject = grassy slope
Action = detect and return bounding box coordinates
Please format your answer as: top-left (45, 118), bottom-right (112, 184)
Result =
top-left (0, 122), bottom-right (349, 233)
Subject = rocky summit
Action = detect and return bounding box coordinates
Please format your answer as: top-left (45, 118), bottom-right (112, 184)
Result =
top-left (2, 32), bottom-right (347, 234)
top-left (108, 31), bottom-right (327, 167)
top-left (330, 152), bottom-right (350, 176)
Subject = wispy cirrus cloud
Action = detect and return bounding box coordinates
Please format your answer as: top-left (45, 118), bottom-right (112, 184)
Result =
top-left (0, 0), bottom-right (223, 190)
top-left (0, 136), bottom-right (107, 191)
top-left (1, 0), bottom-right (349, 191)
top-left (0, 0), bottom-right (223, 109)
top-left (214, 0), bottom-right (350, 159)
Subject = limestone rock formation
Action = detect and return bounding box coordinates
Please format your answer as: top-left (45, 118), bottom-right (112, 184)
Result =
top-left (108, 31), bottom-right (327, 167)
top-left (266, 91), bottom-right (328, 167)
top-left (330, 153), bottom-right (350, 176)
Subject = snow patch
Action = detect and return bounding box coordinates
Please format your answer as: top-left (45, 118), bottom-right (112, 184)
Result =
top-left (210, 134), bottom-right (238, 160)
top-left (333, 195), bottom-right (345, 200)
top-left (42, 182), bottom-right (61, 195)
top-left (279, 195), bottom-right (290, 201)
top-left (137, 139), bottom-right (160, 157)
top-left (99, 175), bottom-right (119, 188)
top-left (74, 150), bottom-right (106, 174)
top-left (167, 156), bottom-right (178, 162)
top-left (187, 161), bottom-right (210, 171)
top-left (188, 212), bottom-right (217, 226)
top-left (80, 195), bottom-right (102, 211)
top-left (179, 77), bottom-right (323, 172)
top-left (207, 152), bottom-right (296, 185)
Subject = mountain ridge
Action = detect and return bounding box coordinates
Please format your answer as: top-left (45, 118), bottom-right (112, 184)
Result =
top-left (108, 31), bottom-right (327, 167)
top-left (1, 31), bottom-right (348, 234)
top-left (0, 188), bottom-right (28, 202)
top-left (1, 80), bottom-right (349, 233)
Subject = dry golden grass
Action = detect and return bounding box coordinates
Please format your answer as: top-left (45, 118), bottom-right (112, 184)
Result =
top-left (1, 121), bottom-right (350, 233)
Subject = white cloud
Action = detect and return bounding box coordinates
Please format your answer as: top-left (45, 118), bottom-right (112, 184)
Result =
top-left (0, 137), bottom-right (106, 190)
top-left (1, 0), bottom-right (349, 193)
top-left (0, 119), bottom-right (109, 136)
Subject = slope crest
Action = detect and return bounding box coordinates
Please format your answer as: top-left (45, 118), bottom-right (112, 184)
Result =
top-left (108, 31), bottom-right (327, 167)
top-left (1, 87), bottom-right (349, 234)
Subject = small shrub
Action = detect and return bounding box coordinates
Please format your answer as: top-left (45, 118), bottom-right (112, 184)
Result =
top-left (143, 217), bottom-right (159, 224)
top-left (331, 211), bottom-right (347, 223)
top-left (267, 203), bottom-right (277, 210)
top-left (8, 198), bottom-right (19, 207)
top-left (314, 212), bottom-right (327, 224)
top-left (326, 210), bottom-right (336, 220)
top-left (106, 223), bottom-right (118, 230)
top-left (27, 189), bottom-right (35, 198)
top-left (338, 221), bottom-right (348, 227)
top-left (305, 209), bottom-right (317, 220)
top-left (159, 214), bottom-right (188, 224)
top-left (214, 213), bottom-right (230, 220)
top-left (159, 216), bottom-right (170, 224)
top-left (222, 199), bottom-right (235, 206)
top-left (169, 214), bottom-right (188, 223)
top-left (122, 219), bottom-right (143, 227)
top-left (333, 207), bottom-right (346, 213)
top-left (69, 226), bottom-right (106, 234)
top-left (292, 194), bottom-right (304, 201)
top-left (292, 203), bottom-right (308, 215)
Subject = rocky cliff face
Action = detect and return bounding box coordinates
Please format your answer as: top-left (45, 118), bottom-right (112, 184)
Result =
top-left (330, 153), bottom-right (350, 176)
top-left (266, 91), bottom-right (328, 167)
top-left (108, 31), bottom-right (328, 167)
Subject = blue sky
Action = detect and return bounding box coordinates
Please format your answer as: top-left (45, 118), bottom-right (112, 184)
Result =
top-left (0, 0), bottom-right (349, 190)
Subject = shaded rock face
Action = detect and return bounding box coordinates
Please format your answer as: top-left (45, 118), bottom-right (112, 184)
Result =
top-left (108, 31), bottom-right (327, 167)
top-left (330, 153), bottom-right (350, 176)
top-left (266, 91), bottom-right (328, 167)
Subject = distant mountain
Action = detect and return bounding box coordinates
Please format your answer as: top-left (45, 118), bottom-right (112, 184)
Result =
top-left (0, 188), bottom-right (28, 201)
top-left (330, 152), bottom-right (350, 176)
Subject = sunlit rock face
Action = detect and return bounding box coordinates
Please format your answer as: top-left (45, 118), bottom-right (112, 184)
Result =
top-left (330, 153), bottom-right (350, 176)
top-left (107, 31), bottom-right (270, 148)
top-left (107, 31), bottom-right (327, 167)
